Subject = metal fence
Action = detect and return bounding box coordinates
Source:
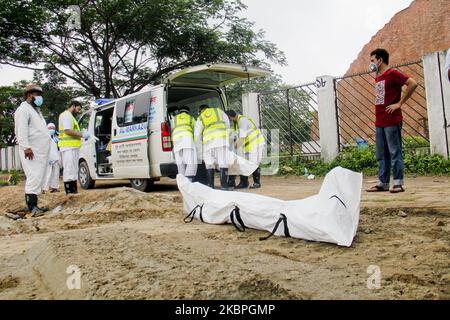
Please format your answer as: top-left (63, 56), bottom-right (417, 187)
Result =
top-left (258, 82), bottom-right (321, 157)
top-left (335, 60), bottom-right (429, 151)
top-left (227, 99), bottom-right (243, 114)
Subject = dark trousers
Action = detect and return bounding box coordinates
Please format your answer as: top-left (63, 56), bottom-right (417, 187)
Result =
top-left (376, 122), bottom-right (404, 187)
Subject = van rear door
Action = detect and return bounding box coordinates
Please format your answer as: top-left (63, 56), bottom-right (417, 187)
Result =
top-left (164, 63), bottom-right (270, 88)
top-left (110, 91), bottom-right (153, 179)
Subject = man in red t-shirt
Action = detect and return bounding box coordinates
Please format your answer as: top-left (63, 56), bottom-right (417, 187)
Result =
top-left (366, 48), bottom-right (418, 193)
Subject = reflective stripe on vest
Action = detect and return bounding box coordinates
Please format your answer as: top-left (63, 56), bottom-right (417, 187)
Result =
top-left (238, 115), bottom-right (264, 152)
top-left (172, 112), bottom-right (194, 142)
top-left (200, 108), bottom-right (227, 144)
top-left (58, 111), bottom-right (82, 148)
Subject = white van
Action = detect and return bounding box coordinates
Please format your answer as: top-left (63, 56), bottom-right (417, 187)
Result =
top-left (77, 63), bottom-right (269, 191)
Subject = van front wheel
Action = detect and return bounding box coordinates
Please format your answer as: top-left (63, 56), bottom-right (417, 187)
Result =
top-left (130, 178), bottom-right (153, 192)
top-left (79, 161), bottom-right (95, 189)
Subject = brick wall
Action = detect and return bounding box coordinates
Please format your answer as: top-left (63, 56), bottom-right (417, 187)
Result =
top-left (310, 0), bottom-right (450, 149)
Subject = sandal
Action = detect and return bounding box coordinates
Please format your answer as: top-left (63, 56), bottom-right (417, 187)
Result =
top-left (366, 185), bottom-right (389, 192)
top-left (390, 185), bottom-right (405, 193)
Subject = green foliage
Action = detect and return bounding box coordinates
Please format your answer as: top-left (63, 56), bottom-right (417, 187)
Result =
top-left (0, 0), bottom-right (286, 98)
top-left (7, 169), bottom-right (23, 185)
top-left (0, 85), bottom-right (23, 147)
top-left (0, 180), bottom-right (8, 186)
top-left (279, 147), bottom-right (450, 177)
top-left (404, 153), bottom-right (450, 175)
top-left (0, 78), bottom-right (87, 146)
top-left (403, 135), bottom-right (430, 149)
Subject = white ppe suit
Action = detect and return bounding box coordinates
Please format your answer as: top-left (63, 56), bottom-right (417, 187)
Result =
top-left (14, 102), bottom-right (51, 195)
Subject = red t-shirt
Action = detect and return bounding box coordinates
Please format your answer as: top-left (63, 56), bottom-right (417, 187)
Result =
top-left (374, 68), bottom-right (409, 127)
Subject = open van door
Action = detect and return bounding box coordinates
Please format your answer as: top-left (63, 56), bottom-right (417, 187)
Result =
top-left (110, 91), bottom-right (154, 182)
top-left (164, 63), bottom-right (270, 88)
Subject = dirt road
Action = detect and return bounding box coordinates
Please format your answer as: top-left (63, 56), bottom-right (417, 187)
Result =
top-left (0, 174), bottom-right (449, 299)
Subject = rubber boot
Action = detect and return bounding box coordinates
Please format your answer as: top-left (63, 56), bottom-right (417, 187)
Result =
top-left (25, 194), bottom-right (35, 212)
top-left (25, 194), bottom-right (45, 217)
top-left (220, 168), bottom-right (234, 191)
top-left (206, 169), bottom-right (215, 189)
top-left (194, 163), bottom-right (208, 185)
top-left (64, 181), bottom-right (71, 194)
top-left (72, 181), bottom-right (78, 194)
top-left (250, 167), bottom-right (261, 189)
top-left (228, 175), bottom-right (237, 188)
top-left (236, 175), bottom-right (249, 189)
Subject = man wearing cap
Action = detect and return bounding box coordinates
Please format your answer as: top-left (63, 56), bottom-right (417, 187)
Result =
top-left (58, 101), bottom-right (89, 194)
top-left (194, 104), bottom-right (233, 190)
top-left (14, 84), bottom-right (50, 216)
top-left (171, 106), bottom-right (197, 181)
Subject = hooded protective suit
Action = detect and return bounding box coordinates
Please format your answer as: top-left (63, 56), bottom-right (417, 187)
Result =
top-left (14, 101), bottom-right (51, 195)
top-left (43, 134), bottom-right (60, 191)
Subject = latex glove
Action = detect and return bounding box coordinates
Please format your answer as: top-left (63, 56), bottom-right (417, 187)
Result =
top-left (82, 129), bottom-right (91, 140)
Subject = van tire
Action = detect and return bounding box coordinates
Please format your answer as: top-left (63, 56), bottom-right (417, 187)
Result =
top-left (130, 179), bottom-right (154, 192)
top-left (79, 161), bottom-right (95, 189)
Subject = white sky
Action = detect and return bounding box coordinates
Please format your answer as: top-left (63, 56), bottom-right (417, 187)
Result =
top-left (241, 0), bottom-right (414, 85)
top-left (0, 0), bottom-right (413, 87)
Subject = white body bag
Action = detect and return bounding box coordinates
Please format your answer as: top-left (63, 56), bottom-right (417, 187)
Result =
top-left (177, 167), bottom-right (363, 247)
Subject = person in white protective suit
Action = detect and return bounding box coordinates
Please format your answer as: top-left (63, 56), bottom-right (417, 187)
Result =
top-left (14, 84), bottom-right (51, 216)
top-left (43, 123), bottom-right (60, 193)
top-left (170, 106), bottom-right (197, 181)
top-left (226, 114), bottom-right (239, 188)
top-left (226, 110), bottom-right (265, 189)
top-left (194, 104), bottom-right (233, 191)
top-left (58, 100), bottom-right (90, 194)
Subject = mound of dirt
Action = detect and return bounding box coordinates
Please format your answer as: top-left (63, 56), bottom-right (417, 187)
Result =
top-left (0, 187), bottom-right (183, 236)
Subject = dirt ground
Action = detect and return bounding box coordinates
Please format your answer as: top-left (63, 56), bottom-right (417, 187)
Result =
top-left (0, 174), bottom-right (448, 300)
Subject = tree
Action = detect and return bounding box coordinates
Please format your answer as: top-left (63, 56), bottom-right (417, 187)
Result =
top-left (0, 79), bottom-right (87, 147)
top-left (0, 0), bottom-right (286, 99)
top-left (225, 76), bottom-right (316, 154)
top-left (0, 85), bottom-right (23, 147)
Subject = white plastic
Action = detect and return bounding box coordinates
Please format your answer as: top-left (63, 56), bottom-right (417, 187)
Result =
top-left (177, 166), bottom-right (363, 247)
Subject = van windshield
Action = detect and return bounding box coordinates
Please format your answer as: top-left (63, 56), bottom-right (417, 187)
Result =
top-left (167, 87), bottom-right (224, 118)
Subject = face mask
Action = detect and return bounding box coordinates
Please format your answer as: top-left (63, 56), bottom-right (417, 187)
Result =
top-left (369, 58), bottom-right (381, 73)
top-left (48, 129), bottom-right (55, 136)
top-left (33, 96), bottom-right (44, 107)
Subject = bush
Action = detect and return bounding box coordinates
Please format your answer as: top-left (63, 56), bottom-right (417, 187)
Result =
top-left (279, 147), bottom-right (450, 177)
top-left (404, 154), bottom-right (450, 175)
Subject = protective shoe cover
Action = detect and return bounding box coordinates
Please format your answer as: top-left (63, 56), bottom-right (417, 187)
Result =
top-left (177, 166), bottom-right (363, 247)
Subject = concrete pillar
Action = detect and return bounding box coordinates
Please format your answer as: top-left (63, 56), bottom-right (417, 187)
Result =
top-left (242, 92), bottom-right (260, 128)
top-left (316, 75), bottom-right (339, 162)
top-left (424, 51), bottom-right (450, 159)
top-left (0, 148), bottom-right (6, 171)
top-left (439, 49), bottom-right (450, 158)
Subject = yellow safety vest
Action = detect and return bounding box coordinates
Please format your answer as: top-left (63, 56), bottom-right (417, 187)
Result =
top-left (172, 112), bottom-right (195, 142)
top-left (58, 111), bottom-right (82, 148)
top-left (200, 108), bottom-right (227, 144)
top-left (237, 115), bottom-right (264, 152)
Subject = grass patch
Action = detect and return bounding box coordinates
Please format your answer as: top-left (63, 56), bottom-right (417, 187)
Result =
top-left (279, 146), bottom-right (450, 177)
